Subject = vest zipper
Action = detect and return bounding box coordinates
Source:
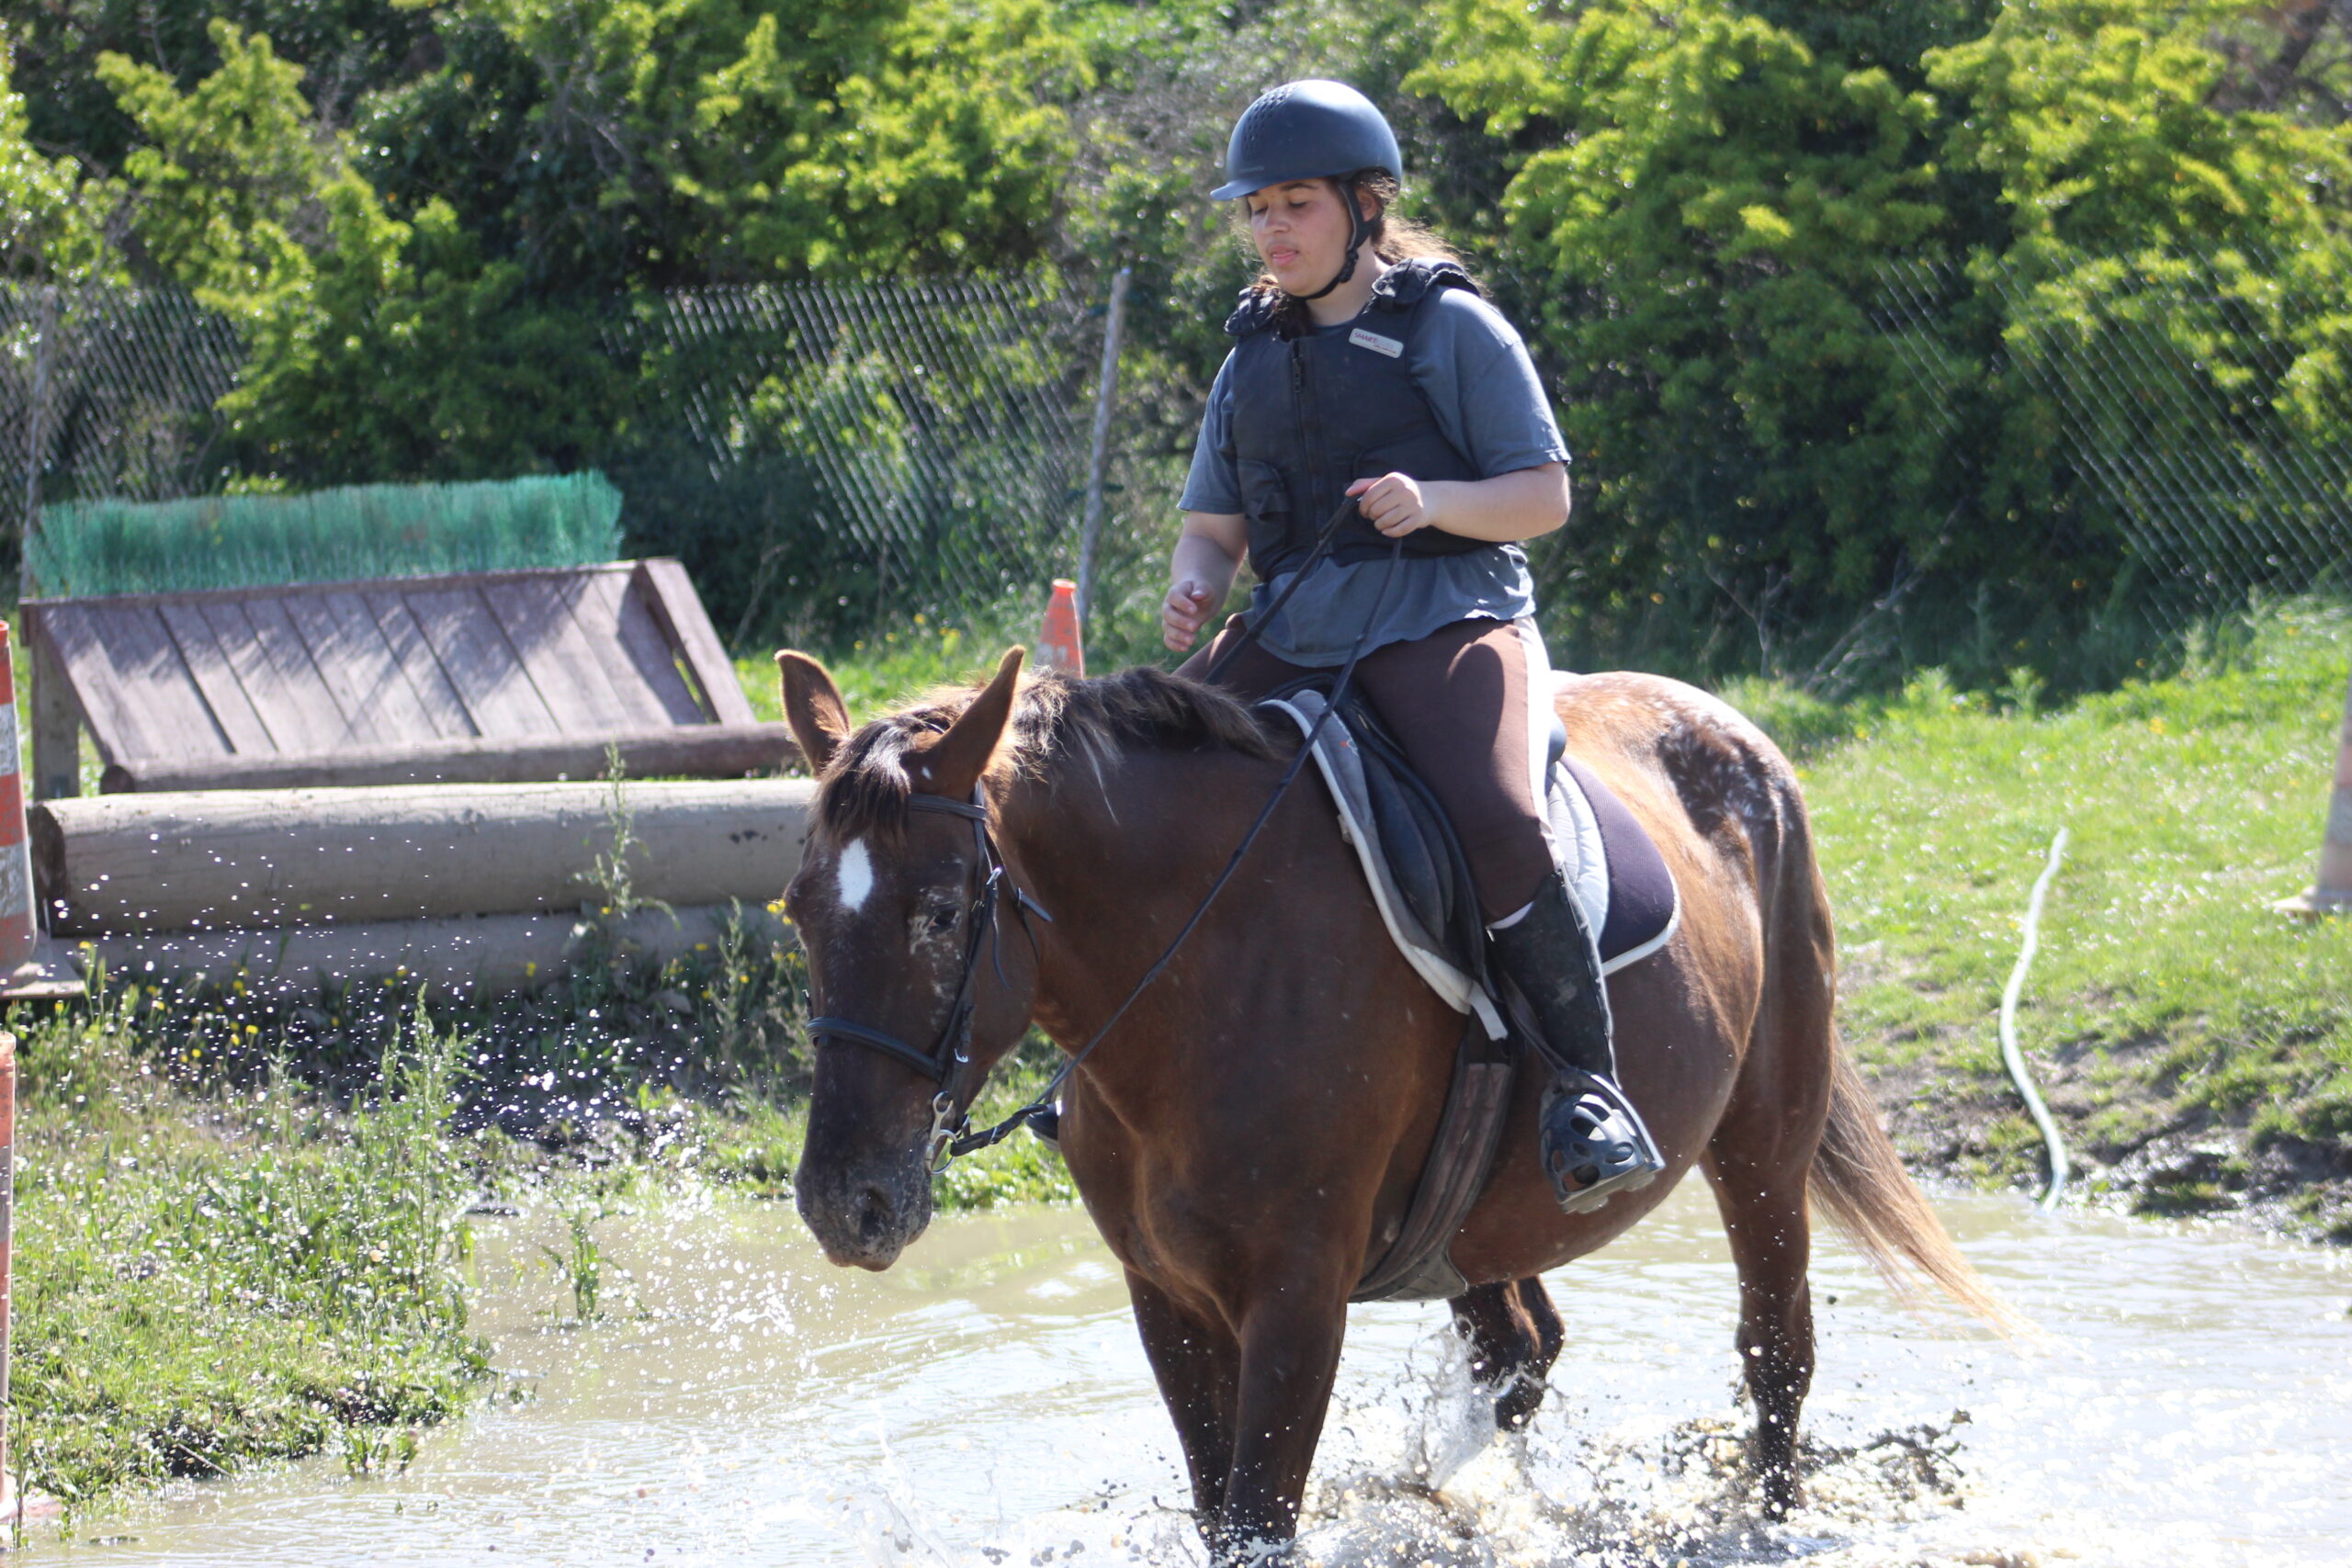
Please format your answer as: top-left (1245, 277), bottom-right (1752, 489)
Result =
top-left (1290, 337), bottom-right (1322, 569)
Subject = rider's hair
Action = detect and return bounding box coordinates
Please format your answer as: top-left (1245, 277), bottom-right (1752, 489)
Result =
top-left (1236, 171), bottom-right (1464, 332)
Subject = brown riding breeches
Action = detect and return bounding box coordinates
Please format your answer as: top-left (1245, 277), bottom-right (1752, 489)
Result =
top-left (1178, 614), bottom-right (1559, 924)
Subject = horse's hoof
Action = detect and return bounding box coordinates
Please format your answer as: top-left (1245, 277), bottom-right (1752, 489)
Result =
top-left (1491, 1369), bottom-right (1548, 1431)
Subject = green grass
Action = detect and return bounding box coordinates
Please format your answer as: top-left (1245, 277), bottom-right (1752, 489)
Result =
top-left (1767, 601), bottom-right (2352, 1225)
top-left (8, 993), bottom-right (495, 1515)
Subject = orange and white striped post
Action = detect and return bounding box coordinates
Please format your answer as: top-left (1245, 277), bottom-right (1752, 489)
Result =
top-left (0, 626), bottom-right (33, 973)
top-left (2280, 662), bottom-right (2352, 917)
top-left (1036, 579), bottom-right (1085, 676)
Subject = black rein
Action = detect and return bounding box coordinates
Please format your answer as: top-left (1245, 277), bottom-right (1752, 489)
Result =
top-left (806, 497), bottom-right (1401, 1173)
top-left (802, 792), bottom-right (1040, 1168)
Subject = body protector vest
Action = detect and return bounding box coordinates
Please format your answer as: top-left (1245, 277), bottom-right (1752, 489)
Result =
top-left (1223, 257), bottom-right (1490, 580)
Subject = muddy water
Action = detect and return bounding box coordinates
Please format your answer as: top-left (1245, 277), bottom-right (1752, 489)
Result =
top-left (22, 1181), bottom-right (2352, 1567)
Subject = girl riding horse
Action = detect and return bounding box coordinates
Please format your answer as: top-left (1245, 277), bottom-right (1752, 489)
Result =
top-left (1161, 79), bottom-right (1663, 1213)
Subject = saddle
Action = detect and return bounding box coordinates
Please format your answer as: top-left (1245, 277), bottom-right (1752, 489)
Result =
top-left (1259, 677), bottom-right (1679, 1302)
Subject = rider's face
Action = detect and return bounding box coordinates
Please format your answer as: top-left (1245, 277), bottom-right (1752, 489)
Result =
top-left (1245, 179), bottom-right (1355, 294)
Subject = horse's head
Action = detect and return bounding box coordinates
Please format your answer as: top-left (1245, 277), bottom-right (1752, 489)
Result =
top-left (775, 646), bottom-right (1038, 1269)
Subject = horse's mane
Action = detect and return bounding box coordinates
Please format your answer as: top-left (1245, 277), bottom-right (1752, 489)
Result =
top-left (815, 666), bottom-right (1288, 840)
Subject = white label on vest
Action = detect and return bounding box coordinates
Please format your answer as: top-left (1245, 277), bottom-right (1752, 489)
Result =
top-left (1348, 327), bottom-right (1404, 358)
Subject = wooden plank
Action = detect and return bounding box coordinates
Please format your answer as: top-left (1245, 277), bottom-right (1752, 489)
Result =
top-left (83, 604), bottom-right (230, 760)
top-left (155, 602), bottom-right (276, 754)
top-left (587, 570), bottom-right (707, 725)
top-left (481, 577), bottom-right (649, 732)
top-left (362, 591), bottom-right (479, 739)
top-left (27, 607), bottom-right (143, 764)
top-left (281, 592), bottom-right (442, 747)
top-left (197, 601), bottom-right (343, 755)
top-left (105, 722), bottom-right (800, 792)
top-left (401, 586), bottom-right (562, 736)
top-left (633, 558), bottom-right (758, 724)
top-left (247, 596), bottom-right (386, 747)
top-left (547, 572), bottom-right (684, 728)
top-left (28, 619), bottom-right (84, 800)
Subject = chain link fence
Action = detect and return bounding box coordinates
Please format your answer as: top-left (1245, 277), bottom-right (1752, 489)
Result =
top-left (17, 258), bottom-right (2347, 663)
top-left (3, 284), bottom-right (245, 558)
top-left (1876, 254), bottom-right (2352, 633)
top-left (2, 277), bottom-right (1176, 648)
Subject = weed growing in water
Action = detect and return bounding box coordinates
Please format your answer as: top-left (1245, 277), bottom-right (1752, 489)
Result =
top-left (539, 1186), bottom-right (610, 1324)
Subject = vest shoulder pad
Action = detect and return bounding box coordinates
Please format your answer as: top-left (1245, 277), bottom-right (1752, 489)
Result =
top-left (1369, 257), bottom-right (1480, 312)
top-left (1225, 286), bottom-right (1286, 337)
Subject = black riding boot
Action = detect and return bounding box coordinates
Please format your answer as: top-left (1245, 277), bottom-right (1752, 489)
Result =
top-left (1487, 871), bottom-right (1664, 1213)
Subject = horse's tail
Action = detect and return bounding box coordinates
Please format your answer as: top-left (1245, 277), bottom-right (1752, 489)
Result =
top-left (1810, 1044), bottom-right (2021, 1332)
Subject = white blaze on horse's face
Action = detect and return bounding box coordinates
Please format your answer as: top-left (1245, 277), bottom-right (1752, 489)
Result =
top-left (835, 838), bottom-right (875, 914)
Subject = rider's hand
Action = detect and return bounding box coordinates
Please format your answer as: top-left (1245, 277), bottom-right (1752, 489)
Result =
top-left (1163, 579), bottom-right (1216, 652)
top-left (1348, 472), bottom-right (1437, 537)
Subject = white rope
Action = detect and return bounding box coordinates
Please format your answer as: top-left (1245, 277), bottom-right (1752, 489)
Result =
top-left (2001, 827), bottom-right (2072, 1211)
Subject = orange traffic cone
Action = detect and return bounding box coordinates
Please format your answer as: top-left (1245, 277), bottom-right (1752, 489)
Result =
top-left (1037, 579), bottom-right (1085, 676)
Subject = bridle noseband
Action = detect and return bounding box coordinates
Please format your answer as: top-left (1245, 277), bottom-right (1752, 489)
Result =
top-left (806, 501), bottom-right (1403, 1179)
top-left (803, 789), bottom-right (1046, 1169)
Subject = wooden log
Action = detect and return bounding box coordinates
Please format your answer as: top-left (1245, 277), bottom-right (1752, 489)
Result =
top-left (32, 778), bottom-right (816, 936)
top-left (100, 723), bottom-right (803, 794)
top-left (66, 902), bottom-right (793, 998)
top-left (28, 626), bottom-right (81, 802)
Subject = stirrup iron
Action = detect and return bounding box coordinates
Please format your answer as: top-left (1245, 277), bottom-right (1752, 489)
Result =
top-left (1541, 1068), bottom-right (1662, 1214)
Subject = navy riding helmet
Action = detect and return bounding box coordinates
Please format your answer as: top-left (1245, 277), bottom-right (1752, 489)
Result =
top-left (1215, 80), bottom-right (1404, 300)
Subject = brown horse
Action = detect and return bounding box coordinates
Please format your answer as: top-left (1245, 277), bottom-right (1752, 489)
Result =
top-left (775, 646), bottom-right (2000, 1563)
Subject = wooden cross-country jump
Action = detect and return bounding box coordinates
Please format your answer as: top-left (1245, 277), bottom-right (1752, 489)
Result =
top-left (20, 558), bottom-right (797, 797)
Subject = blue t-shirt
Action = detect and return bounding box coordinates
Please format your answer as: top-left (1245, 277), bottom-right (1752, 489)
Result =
top-left (1179, 285), bottom-right (1570, 666)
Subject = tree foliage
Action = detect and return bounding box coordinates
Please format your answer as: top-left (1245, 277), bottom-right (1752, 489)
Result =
top-left (1414, 0), bottom-right (2352, 682)
top-left (13, 0), bottom-right (2352, 679)
top-left (1, 28), bottom-right (112, 283)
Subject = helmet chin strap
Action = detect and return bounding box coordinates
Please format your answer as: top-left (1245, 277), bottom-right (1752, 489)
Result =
top-left (1289, 175), bottom-right (1372, 304)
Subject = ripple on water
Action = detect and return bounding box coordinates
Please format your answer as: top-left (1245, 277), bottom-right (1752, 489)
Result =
top-left (17, 1184), bottom-right (2351, 1567)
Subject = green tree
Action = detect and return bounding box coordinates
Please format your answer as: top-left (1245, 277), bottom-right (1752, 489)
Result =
top-left (1416, 0), bottom-right (2352, 684)
top-left (1413, 0), bottom-right (1954, 673)
top-left (1, 28), bottom-right (112, 283)
top-left (90, 5), bottom-right (1085, 485)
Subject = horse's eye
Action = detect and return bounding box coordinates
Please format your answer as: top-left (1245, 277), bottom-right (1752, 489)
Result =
top-left (925, 904), bottom-right (961, 935)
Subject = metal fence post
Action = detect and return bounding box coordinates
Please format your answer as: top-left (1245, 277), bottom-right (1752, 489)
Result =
top-left (1076, 265), bottom-right (1131, 626)
top-left (18, 288), bottom-right (57, 602)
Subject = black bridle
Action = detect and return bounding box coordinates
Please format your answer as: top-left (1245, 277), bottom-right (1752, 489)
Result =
top-left (803, 790), bottom-right (1048, 1169)
top-left (807, 498), bottom-right (1402, 1173)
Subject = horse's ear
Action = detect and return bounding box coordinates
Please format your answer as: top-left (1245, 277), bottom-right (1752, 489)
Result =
top-left (775, 650), bottom-right (851, 774)
top-left (913, 647), bottom-right (1025, 799)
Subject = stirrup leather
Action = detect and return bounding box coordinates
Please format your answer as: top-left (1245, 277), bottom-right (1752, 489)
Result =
top-left (1540, 1068), bottom-right (1662, 1214)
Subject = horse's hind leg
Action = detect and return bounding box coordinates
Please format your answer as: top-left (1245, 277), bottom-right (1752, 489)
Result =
top-left (1704, 1147), bottom-right (1817, 1516)
top-left (1451, 1277), bottom-right (1565, 1431)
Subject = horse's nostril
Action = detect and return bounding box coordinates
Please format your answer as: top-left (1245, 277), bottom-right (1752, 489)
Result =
top-left (854, 1184), bottom-right (895, 1248)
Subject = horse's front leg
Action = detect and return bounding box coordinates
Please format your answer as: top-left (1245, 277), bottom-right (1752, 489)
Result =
top-left (1213, 1269), bottom-right (1352, 1563)
top-left (1124, 1269), bottom-right (1239, 1526)
top-left (1451, 1277), bottom-right (1566, 1431)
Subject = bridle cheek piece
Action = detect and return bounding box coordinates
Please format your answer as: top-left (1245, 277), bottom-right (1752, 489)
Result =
top-left (803, 790), bottom-right (1044, 1172)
